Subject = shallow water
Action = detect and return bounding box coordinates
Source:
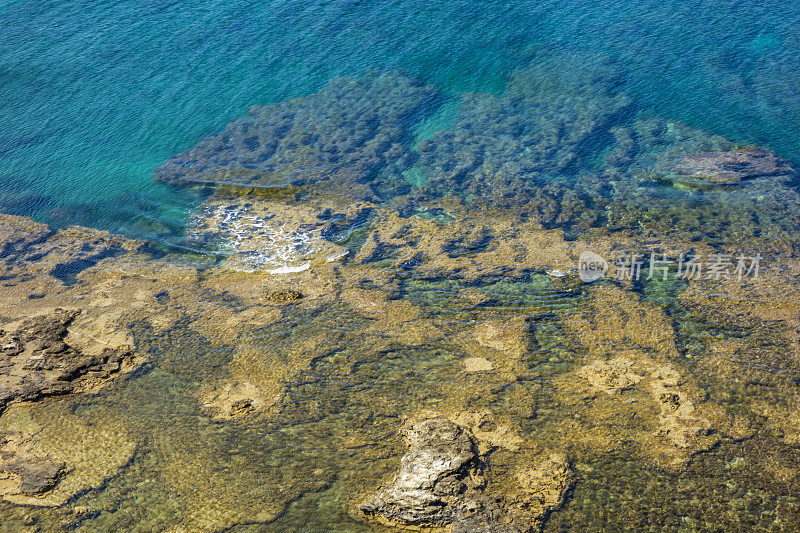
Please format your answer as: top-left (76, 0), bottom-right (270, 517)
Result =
top-left (2, 1), bottom-right (800, 532)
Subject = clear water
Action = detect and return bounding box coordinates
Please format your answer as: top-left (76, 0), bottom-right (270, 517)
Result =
top-left (2, 0), bottom-right (800, 239)
top-left (3, 2), bottom-right (800, 531)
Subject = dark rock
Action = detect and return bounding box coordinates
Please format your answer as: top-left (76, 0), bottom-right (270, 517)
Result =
top-left (229, 398), bottom-right (254, 417)
top-left (0, 309), bottom-right (135, 414)
top-left (0, 431), bottom-right (66, 496)
top-left (0, 336), bottom-right (23, 356)
top-left (3, 458), bottom-right (65, 494)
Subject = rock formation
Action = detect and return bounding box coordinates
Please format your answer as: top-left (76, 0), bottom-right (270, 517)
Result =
top-left (361, 416), bottom-right (573, 532)
top-left (670, 148), bottom-right (791, 185)
top-left (0, 309), bottom-right (138, 414)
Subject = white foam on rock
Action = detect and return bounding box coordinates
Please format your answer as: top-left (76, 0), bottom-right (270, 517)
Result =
top-left (187, 204), bottom-right (337, 273)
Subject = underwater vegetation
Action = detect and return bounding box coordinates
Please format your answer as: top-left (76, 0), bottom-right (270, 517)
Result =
top-left (1, 49), bottom-right (800, 531)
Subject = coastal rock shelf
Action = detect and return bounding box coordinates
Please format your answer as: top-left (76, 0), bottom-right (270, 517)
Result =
top-left (2, 194), bottom-right (800, 530)
top-left (2, 63), bottom-right (800, 530)
top-left (185, 192), bottom-right (369, 272)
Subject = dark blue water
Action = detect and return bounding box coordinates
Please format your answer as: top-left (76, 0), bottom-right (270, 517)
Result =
top-left (1, 0), bottom-right (799, 238)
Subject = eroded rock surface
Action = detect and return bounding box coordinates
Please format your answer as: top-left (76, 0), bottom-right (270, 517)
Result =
top-left (361, 417), bottom-right (573, 532)
top-left (0, 309), bottom-right (138, 413)
top-left (360, 417), bottom-right (482, 526)
top-left (554, 285), bottom-right (735, 468)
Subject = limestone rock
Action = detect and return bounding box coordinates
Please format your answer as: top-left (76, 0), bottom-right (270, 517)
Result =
top-left (0, 433), bottom-right (65, 495)
top-left (360, 417), bottom-right (481, 527)
top-left (502, 454), bottom-right (573, 532)
top-left (185, 194), bottom-right (362, 272)
top-left (201, 380), bottom-right (273, 420)
top-left (360, 416), bottom-right (572, 532)
top-left (0, 309), bottom-right (139, 414)
top-left (464, 357), bottom-right (494, 373)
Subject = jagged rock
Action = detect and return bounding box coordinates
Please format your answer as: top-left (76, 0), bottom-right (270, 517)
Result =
top-left (670, 148), bottom-right (791, 185)
top-left (360, 417), bottom-right (482, 526)
top-left (0, 309), bottom-right (137, 413)
top-left (360, 417), bottom-right (573, 532)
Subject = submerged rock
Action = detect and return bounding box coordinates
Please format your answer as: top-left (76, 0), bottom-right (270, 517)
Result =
top-left (669, 148), bottom-right (791, 185)
top-left (0, 405), bottom-right (137, 507)
top-left (0, 433), bottom-right (65, 495)
top-left (415, 50), bottom-right (632, 215)
top-left (153, 71), bottom-right (437, 194)
top-left (555, 285), bottom-right (734, 469)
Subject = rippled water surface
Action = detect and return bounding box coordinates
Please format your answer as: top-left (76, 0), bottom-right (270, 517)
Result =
top-left (2, 0), bottom-right (800, 236)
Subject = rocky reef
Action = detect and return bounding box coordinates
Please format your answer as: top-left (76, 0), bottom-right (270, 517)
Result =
top-left (2, 62), bottom-right (800, 531)
top-left (153, 71), bottom-right (438, 199)
top-left (415, 52), bottom-right (632, 207)
top-left (151, 59), bottom-right (800, 255)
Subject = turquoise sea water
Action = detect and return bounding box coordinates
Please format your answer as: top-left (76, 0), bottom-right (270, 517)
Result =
top-left (1, 0), bottom-right (800, 237)
top-left (4, 4), bottom-right (800, 530)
